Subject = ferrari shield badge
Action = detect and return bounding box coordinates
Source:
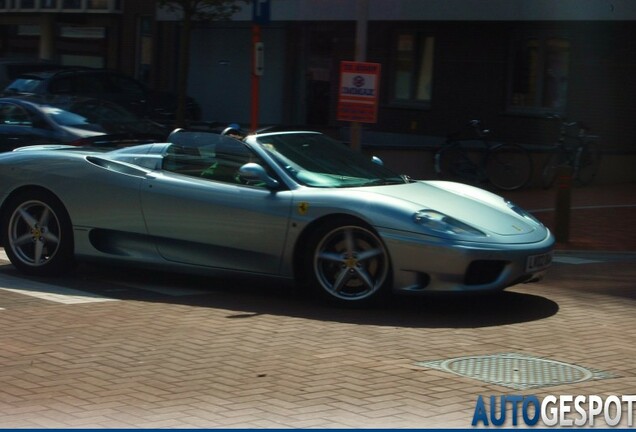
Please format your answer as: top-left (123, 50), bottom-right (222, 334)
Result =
top-left (297, 202), bottom-right (309, 215)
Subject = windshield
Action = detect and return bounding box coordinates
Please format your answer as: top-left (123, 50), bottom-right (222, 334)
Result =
top-left (42, 99), bottom-right (165, 136)
top-left (256, 132), bottom-right (407, 188)
top-left (5, 77), bottom-right (44, 93)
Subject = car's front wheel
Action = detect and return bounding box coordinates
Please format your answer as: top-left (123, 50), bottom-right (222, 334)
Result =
top-left (304, 218), bottom-right (391, 306)
top-left (2, 190), bottom-right (75, 276)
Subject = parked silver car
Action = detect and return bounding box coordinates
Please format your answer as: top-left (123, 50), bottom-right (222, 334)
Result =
top-left (0, 95), bottom-right (168, 152)
top-left (0, 129), bottom-right (554, 306)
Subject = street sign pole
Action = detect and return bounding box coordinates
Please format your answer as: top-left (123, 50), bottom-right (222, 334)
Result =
top-left (251, 0), bottom-right (269, 131)
top-left (351, 0), bottom-right (369, 151)
top-left (250, 24), bottom-right (261, 132)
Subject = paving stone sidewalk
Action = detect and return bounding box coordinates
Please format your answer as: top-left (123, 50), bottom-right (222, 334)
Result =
top-left (501, 182), bottom-right (636, 252)
top-left (0, 182), bottom-right (634, 428)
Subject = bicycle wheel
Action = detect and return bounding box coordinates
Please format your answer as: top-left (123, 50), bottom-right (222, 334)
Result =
top-left (434, 142), bottom-right (481, 184)
top-left (540, 150), bottom-right (568, 189)
top-left (485, 143), bottom-right (533, 191)
top-left (574, 141), bottom-right (601, 186)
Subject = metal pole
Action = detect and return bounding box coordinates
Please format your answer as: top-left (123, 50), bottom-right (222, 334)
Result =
top-left (350, 0), bottom-right (368, 151)
top-left (554, 164), bottom-right (572, 243)
top-left (355, 0), bottom-right (368, 61)
top-left (250, 24), bottom-right (261, 132)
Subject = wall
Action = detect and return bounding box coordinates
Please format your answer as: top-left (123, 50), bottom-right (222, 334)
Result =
top-left (187, 24), bottom-right (287, 126)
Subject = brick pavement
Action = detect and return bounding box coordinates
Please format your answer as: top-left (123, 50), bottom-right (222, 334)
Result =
top-left (0, 182), bottom-right (634, 428)
top-left (500, 182), bottom-right (636, 252)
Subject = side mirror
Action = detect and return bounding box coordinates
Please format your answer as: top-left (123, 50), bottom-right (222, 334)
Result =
top-left (238, 162), bottom-right (280, 189)
top-left (372, 156), bottom-right (384, 166)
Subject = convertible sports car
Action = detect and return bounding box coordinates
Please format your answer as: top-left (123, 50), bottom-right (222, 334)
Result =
top-left (0, 129), bottom-right (554, 306)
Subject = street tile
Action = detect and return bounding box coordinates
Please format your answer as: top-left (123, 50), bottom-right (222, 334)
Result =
top-left (0, 182), bottom-right (634, 427)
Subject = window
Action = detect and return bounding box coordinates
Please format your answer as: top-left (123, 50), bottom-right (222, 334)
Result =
top-left (509, 37), bottom-right (570, 114)
top-left (111, 75), bottom-right (145, 98)
top-left (162, 138), bottom-right (266, 187)
top-left (0, 103), bottom-right (33, 126)
top-left (87, 0), bottom-right (109, 9)
top-left (62, 0), bottom-right (81, 9)
top-left (49, 77), bottom-right (73, 94)
top-left (391, 33), bottom-right (435, 107)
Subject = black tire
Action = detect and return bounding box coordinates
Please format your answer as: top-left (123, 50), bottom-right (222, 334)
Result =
top-left (302, 217), bottom-right (391, 306)
top-left (1, 190), bottom-right (75, 276)
top-left (435, 142), bottom-right (480, 184)
top-left (485, 143), bottom-right (533, 191)
top-left (574, 141), bottom-right (601, 186)
top-left (540, 150), bottom-right (567, 189)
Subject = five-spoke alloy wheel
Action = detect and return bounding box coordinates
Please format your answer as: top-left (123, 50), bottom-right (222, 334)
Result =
top-left (305, 218), bottom-right (390, 305)
top-left (2, 191), bottom-right (74, 276)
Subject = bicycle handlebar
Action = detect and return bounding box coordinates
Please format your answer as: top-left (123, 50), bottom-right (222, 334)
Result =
top-left (545, 113), bottom-right (593, 138)
top-left (447, 119), bottom-right (489, 140)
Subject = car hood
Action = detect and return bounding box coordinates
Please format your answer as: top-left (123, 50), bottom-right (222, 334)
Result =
top-left (59, 125), bottom-right (105, 138)
top-left (364, 180), bottom-right (540, 236)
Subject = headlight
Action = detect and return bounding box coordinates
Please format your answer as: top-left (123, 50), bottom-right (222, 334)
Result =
top-left (506, 200), bottom-right (542, 225)
top-left (413, 209), bottom-right (486, 237)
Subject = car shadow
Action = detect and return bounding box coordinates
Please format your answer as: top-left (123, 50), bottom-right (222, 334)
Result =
top-left (0, 263), bottom-right (559, 329)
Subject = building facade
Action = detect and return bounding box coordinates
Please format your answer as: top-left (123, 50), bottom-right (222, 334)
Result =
top-left (176, 0), bottom-right (636, 181)
top-left (2, 0), bottom-right (635, 181)
top-left (0, 0), bottom-right (157, 85)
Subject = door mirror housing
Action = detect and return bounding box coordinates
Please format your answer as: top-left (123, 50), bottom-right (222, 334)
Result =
top-left (238, 162), bottom-right (280, 189)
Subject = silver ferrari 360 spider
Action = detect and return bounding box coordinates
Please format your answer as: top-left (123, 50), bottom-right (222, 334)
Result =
top-left (0, 129), bottom-right (554, 306)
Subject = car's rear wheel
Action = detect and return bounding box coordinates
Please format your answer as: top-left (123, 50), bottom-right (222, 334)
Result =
top-left (2, 190), bottom-right (75, 276)
top-left (304, 218), bottom-right (391, 306)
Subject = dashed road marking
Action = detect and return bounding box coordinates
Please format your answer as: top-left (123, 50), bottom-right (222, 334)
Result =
top-left (0, 273), bottom-right (118, 304)
top-left (0, 249), bottom-right (8, 262)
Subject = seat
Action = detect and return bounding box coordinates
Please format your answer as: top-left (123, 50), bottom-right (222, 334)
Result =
top-left (206, 138), bottom-right (253, 184)
top-left (162, 145), bottom-right (209, 177)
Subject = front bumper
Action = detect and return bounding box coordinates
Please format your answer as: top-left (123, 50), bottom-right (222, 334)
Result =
top-left (379, 228), bottom-right (555, 293)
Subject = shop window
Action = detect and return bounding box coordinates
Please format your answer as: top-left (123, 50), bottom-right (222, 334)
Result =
top-left (87, 0), bottom-right (108, 9)
top-left (19, 0), bottom-right (35, 8)
top-left (62, 0), bottom-right (81, 8)
top-left (508, 37), bottom-right (570, 114)
top-left (391, 33), bottom-right (435, 107)
top-left (17, 25), bottom-right (40, 36)
top-left (136, 16), bottom-right (153, 84)
top-left (41, 0), bottom-right (57, 8)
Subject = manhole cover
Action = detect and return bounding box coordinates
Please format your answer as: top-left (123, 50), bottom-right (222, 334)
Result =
top-left (416, 353), bottom-right (614, 390)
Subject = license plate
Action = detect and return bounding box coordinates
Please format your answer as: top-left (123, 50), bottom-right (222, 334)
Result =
top-left (526, 252), bottom-right (553, 272)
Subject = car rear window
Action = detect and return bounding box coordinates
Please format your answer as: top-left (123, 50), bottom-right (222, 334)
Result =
top-left (4, 77), bottom-right (44, 93)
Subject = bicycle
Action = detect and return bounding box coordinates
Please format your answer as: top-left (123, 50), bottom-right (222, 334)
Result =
top-left (434, 119), bottom-right (533, 191)
top-left (540, 115), bottom-right (601, 189)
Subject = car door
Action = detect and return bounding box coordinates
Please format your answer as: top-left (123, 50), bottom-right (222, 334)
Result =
top-left (140, 140), bottom-right (293, 275)
top-left (0, 102), bottom-right (58, 151)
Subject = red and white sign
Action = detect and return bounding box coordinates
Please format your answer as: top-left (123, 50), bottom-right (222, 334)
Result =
top-left (337, 61), bottom-right (381, 123)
